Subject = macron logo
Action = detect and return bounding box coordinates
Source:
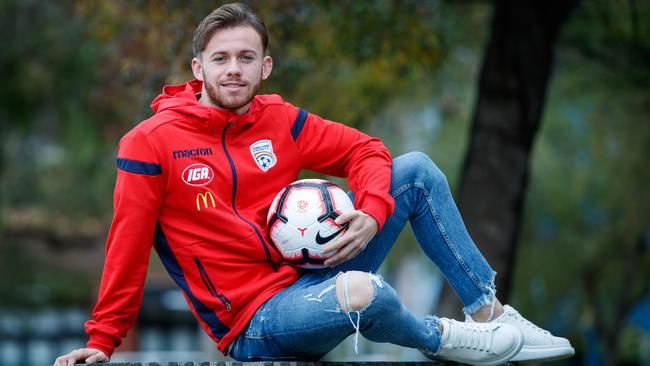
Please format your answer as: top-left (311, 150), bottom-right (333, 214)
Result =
top-left (173, 147), bottom-right (213, 159)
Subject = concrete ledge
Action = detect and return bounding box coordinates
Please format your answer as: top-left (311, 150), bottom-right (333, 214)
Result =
top-left (81, 362), bottom-right (461, 366)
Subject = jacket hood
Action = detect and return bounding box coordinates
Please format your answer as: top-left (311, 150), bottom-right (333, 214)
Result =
top-left (150, 79), bottom-right (257, 129)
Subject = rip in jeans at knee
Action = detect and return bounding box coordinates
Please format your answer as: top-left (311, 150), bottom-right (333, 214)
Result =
top-left (334, 271), bottom-right (384, 354)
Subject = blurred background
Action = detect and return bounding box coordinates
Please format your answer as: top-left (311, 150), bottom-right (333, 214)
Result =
top-left (1, 0), bottom-right (649, 365)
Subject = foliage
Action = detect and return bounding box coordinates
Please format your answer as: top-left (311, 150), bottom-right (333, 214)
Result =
top-left (1, 0), bottom-right (649, 362)
top-left (0, 0), bottom-right (450, 307)
top-left (511, 0), bottom-right (650, 362)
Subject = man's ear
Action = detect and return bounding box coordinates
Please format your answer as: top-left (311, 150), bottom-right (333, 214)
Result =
top-left (261, 55), bottom-right (273, 80)
top-left (191, 57), bottom-right (204, 81)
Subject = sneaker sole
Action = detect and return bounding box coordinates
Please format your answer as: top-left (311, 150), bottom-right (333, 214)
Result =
top-left (511, 345), bottom-right (575, 363)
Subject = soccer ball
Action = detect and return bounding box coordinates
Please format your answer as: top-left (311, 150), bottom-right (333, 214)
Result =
top-left (267, 179), bottom-right (354, 269)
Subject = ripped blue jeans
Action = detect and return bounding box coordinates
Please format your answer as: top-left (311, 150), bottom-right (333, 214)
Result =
top-left (229, 152), bottom-right (496, 361)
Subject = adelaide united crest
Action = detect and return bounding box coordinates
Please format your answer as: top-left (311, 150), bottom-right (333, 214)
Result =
top-left (249, 139), bottom-right (277, 172)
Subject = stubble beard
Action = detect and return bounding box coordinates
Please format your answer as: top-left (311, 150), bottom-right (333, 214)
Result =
top-left (203, 74), bottom-right (261, 113)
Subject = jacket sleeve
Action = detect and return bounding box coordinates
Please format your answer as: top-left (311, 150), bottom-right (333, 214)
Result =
top-left (288, 104), bottom-right (394, 230)
top-left (84, 128), bottom-right (163, 357)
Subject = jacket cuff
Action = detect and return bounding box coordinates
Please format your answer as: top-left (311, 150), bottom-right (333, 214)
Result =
top-left (355, 191), bottom-right (395, 232)
top-left (87, 333), bottom-right (116, 359)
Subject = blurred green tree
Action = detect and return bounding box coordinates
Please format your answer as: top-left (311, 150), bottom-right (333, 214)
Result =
top-left (0, 0), bottom-right (447, 307)
top-left (510, 0), bottom-right (650, 363)
top-left (463, 0), bottom-right (579, 303)
top-left (1, 1), bottom-right (649, 363)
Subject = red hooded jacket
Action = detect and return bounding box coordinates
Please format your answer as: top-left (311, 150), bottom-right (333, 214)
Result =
top-left (84, 80), bottom-right (394, 356)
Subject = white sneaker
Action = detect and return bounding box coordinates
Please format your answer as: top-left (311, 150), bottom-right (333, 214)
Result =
top-left (467, 305), bottom-right (575, 363)
top-left (423, 317), bottom-right (523, 366)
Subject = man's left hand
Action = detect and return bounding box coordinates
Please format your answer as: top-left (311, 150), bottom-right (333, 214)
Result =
top-left (322, 210), bottom-right (378, 267)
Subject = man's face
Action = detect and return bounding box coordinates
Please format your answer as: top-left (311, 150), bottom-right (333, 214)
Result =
top-left (192, 25), bottom-right (272, 114)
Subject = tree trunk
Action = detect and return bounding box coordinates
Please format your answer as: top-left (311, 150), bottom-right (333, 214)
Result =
top-left (438, 0), bottom-right (579, 318)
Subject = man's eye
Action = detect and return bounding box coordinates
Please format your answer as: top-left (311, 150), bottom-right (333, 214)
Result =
top-left (213, 57), bottom-right (226, 63)
top-left (240, 55), bottom-right (254, 62)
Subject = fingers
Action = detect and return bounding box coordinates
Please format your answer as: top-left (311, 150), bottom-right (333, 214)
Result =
top-left (54, 350), bottom-right (76, 366)
top-left (54, 350), bottom-right (78, 366)
top-left (85, 355), bottom-right (99, 364)
top-left (324, 238), bottom-right (363, 266)
top-left (85, 350), bottom-right (108, 364)
top-left (322, 211), bottom-right (360, 253)
top-left (324, 239), bottom-right (353, 266)
top-left (321, 230), bottom-right (351, 253)
top-left (322, 210), bottom-right (378, 266)
top-left (335, 211), bottom-right (357, 225)
top-left (54, 348), bottom-right (106, 366)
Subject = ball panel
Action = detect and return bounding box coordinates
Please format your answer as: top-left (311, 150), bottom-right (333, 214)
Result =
top-left (267, 179), bottom-right (354, 269)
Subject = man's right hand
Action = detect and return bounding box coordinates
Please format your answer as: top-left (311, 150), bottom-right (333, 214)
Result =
top-left (53, 348), bottom-right (108, 366)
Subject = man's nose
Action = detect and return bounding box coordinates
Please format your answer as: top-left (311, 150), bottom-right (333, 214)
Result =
top-left (225, 58), bottom-right (242, 76)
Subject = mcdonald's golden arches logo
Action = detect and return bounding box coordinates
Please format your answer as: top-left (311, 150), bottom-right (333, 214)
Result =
top-left (196, 191), bottom-right (216, 211)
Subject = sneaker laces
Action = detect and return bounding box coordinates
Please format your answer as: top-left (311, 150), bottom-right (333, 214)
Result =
top-left (443, 320), bottom-right (493, 352)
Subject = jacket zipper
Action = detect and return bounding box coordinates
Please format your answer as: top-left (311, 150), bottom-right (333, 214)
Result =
top-left (221, 124), bottom-right (278, 271)
top-left (194, 257), bottom-right (231, 311)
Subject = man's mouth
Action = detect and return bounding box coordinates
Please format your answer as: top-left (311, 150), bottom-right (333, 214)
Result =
top-left (221, 81), bottom-right (246, 91)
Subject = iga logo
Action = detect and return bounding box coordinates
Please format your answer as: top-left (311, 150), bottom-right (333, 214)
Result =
top-left (182, 164), bottom-right (214, 186)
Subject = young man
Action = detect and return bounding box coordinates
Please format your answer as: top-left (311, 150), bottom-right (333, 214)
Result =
top-left (54, 3), bottom-right (574, 366)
